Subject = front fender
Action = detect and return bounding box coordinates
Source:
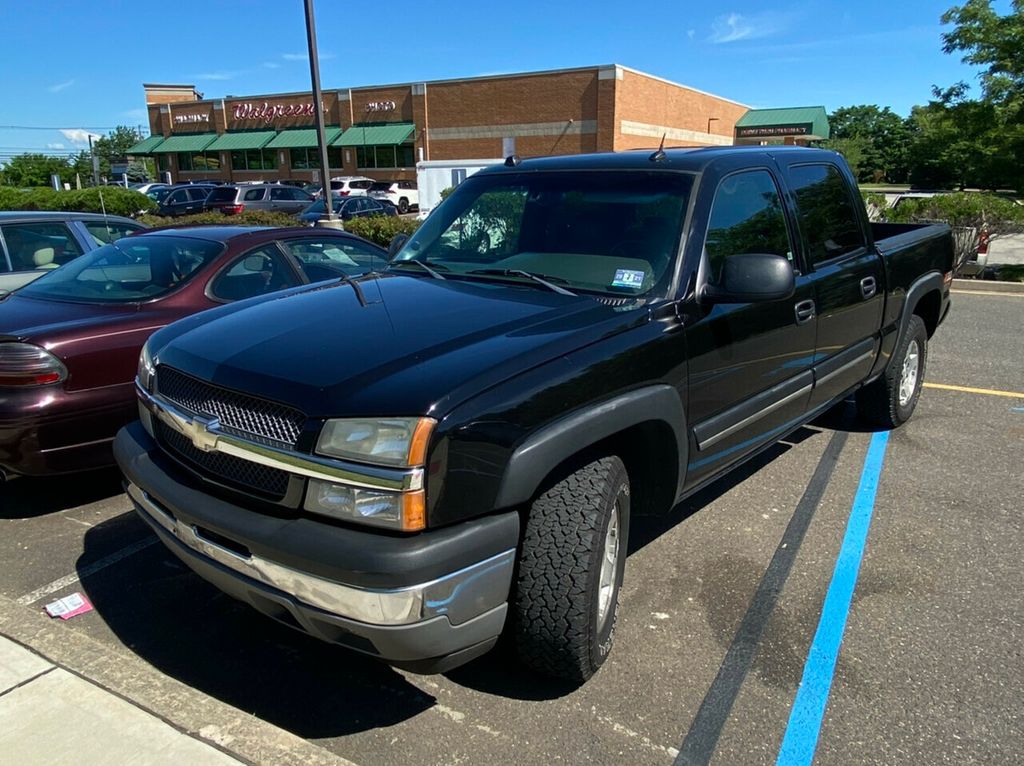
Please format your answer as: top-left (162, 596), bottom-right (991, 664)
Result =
top-left (493, 384), bottom-right (687, 509)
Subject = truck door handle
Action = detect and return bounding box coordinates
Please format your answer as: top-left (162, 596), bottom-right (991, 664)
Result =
top-left (861, 276), bottom-right (877, 299)
top-left (794, 299), bottom-right (816, 325)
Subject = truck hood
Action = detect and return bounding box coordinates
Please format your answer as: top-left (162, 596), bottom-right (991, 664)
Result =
top-left (155, 273), bottom-right (648, 417)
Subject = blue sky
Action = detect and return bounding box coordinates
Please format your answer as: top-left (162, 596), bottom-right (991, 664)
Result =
top-left (0, 0), bottom-right (1000, 159)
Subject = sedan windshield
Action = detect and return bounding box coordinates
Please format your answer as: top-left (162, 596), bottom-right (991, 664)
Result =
top-left (20, 235), bottom-right (224, 304)
top-left (393, 171), bottom-right (694, 296)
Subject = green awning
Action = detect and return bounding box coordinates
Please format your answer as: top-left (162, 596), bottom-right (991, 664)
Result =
top-left (265, 127), bottom-right (342, 149)
top-left (735, 107), bottom-right (830, 140)
top-left (150, 133), bottom-right (219, 153)
top-left (126, 135), bottom-right (165, 154)
top-left (335, 122), bottom-right (415, 147)
top-left (206, 131), bottom-right (277, 151)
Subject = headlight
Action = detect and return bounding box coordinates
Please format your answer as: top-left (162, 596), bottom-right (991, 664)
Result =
top-left (316, 417), bottom-right (435, 467)
top-left (305, 480), bottom-right (426, 531)
top-left (137, 341), bottom-right (155, 392)
top-left (0, 343), bottom-right (67, 387)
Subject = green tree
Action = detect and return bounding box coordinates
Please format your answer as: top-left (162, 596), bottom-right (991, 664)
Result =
top-left (926, 1), bottom-right (1024, 190)
top-left (823, 105), bottom-right (915, 183)
top-left (0, 154), bottom-right (71, 188)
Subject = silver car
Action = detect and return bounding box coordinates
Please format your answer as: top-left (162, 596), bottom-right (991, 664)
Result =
top-left (203, 184), bottom-right (314, 216)
top-left (0, 212), bottom-right (146, 294)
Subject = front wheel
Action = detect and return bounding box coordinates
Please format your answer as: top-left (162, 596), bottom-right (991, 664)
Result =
top-left (513, 456), bottom-right (630, 683)
top-left (857, 314), bottom-right (928, 428)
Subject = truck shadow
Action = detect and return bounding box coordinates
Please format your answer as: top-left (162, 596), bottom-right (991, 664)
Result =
top-left (0, 467), bottom-right (123, 519)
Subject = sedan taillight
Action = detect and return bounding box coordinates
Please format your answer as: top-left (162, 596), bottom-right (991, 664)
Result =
top-left (0, 343), bottom-right (68, 387)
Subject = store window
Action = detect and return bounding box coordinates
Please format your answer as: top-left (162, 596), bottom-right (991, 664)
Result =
top-left (177, 152), bottom-right (221, 172)
top-left (290, 147), bottom-right (345, 170)
top-left (356, 144), bottom-right (414, 169)
top-left (157, 155), bottom-right (171, 172)
top-left (231, 149), bottom-right (277, 171)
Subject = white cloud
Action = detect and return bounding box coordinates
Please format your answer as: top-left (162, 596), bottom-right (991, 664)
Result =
top-left (48, 79), bottom-right (75, 93)
top-left (196, 71), bottom-right (238, 80)
top-left (47, 142), bottom-right (65, 149)
top-left (709, 12), bottom-right (785, 44)
top-left (687, 29), bottom-right (695, 40)
top-left (281, 51), bottom-right (334, 61)
top-left (263, 61), bottom-right (281, 69)
top-left (60, 128), bottom-right (102, 145)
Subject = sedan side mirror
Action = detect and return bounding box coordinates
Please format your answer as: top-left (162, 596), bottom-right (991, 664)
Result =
top-left (700, 253), bottom-right (795, 304)
top-left (388, 233), bottom-right (409, 259)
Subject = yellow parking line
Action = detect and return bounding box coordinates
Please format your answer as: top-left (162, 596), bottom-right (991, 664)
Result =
top-left (951, 289), bottom-right (1024, 297)
top-left (924, 382), bottom-right (1024, 399)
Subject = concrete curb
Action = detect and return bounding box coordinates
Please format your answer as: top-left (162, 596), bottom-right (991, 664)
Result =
top-left (952, 278), bottom-right (1024, 293)
top-left (0, 595), bottom-right (358, 766)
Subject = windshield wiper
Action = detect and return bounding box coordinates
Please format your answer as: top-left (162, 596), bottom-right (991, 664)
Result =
top-left (388, 260), bottom-right (447, 280)
top-left (467, 268), bottom-right (577, 296)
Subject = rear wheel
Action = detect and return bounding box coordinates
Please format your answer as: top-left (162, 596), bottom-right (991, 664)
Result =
top-left (857, 314), bottom-right (928, 428)
top-left (513, 456), bottom-right (630, 682)
top-left (398, 197), bottom-right (409, 214)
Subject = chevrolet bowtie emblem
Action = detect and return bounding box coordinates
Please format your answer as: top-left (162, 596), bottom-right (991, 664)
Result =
top-left (185, 415), bottom-right (220, 452)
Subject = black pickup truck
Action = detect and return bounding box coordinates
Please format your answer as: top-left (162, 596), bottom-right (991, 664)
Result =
top-left (115, 147), bottom-right (953, 682)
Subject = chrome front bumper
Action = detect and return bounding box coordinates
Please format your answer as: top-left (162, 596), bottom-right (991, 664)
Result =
top-left (126, 481), bottom-right (515, 628)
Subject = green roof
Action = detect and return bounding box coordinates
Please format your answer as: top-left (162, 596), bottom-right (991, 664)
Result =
top-left (126, 135), bottom-right (165, 154)
top-left (150, 133), bottom-right (219, 153)
top-left (735, 107), bottom-right (830, 140)
top-left (206, 131), bottom-right (278, 151)
top-left (265, 127), bottom-right (342, 149)
top-left (335, 122), bottom-right (415, 147)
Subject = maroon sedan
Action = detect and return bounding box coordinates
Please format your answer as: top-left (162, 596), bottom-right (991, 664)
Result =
top-left (0, 226), bottom-right (386, 479)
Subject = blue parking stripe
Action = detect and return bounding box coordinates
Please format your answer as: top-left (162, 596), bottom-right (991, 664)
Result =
top-left (776, 430), bottom-right (891, 766)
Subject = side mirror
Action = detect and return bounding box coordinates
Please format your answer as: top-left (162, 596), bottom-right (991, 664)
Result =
top-left (700, 253), bottom-right (795, 304)
top-left (388, 233), bottom-right (409, 259)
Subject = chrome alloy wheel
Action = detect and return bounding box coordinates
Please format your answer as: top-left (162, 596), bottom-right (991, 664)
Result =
top-left (899, 339), bottom-right (920, 407)
top-left (596, 502), bottom-right (621, 631)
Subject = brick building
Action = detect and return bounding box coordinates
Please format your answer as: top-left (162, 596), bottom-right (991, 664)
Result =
top-left (128, 64), bottom-right (749, 184)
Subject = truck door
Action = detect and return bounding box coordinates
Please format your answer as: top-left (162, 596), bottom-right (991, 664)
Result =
top-left (685, 168), bottom-right (816, 487)
top-left (782, 162), bottom-right (885, 408)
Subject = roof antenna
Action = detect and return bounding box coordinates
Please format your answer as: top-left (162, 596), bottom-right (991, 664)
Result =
top-left (649, 134), bottom-right (667, 162)
top-left (504, 154), bottom-right (521, 167)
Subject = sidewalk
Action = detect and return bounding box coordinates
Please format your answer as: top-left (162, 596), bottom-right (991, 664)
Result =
top-left (0, 635), bottom-right (240, 765)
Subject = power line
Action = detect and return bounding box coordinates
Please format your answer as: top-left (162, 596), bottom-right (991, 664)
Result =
top-left (0, 124), bottom-right (124, 131)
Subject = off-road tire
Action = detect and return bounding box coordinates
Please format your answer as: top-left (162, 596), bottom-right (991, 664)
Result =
top-left (857, 314), bottom-right (928, 428)
top-left (513, 456), bottom-right (630, 683)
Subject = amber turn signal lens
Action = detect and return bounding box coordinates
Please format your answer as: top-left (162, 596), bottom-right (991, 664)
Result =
top-left (408, 418), bottom-right (436, 466)
top-left (402, 491), bottom-right (426, 532)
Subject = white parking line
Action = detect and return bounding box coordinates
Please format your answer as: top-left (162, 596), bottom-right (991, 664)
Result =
top-left (15, 537), bottom-right (158, 606)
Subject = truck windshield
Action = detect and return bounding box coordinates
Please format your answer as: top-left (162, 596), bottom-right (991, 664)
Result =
top-left (19, 236), bottom-right (224, 304)
top-left (394, 171), bottom-right (694, 296)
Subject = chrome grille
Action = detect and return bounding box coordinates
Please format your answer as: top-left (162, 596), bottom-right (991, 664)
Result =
top-left (156, 366), bottom-right (305, 447)
top-left (156, 421), bottom-right (290, 499)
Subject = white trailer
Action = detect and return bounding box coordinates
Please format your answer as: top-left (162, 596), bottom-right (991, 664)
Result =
top-left (416, 158), bottom-right (502, 216)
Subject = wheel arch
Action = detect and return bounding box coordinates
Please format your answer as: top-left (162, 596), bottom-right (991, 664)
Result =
top-left (493, 385), bottom-right (687, 516)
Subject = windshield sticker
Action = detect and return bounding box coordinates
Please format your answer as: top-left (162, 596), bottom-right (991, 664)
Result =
top-left (612, 269), bottom-right (645, 289)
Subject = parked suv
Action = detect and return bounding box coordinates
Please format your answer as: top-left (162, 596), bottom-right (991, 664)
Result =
top-left (368, 180), bottom-right (418, 213)
top-left (156, 185), bottom-right (218, 217)
top-left (204, 184), bottom-right (314, 216)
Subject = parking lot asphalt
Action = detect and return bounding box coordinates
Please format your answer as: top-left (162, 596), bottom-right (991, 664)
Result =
top-left (1, 290), bottom-right (1021, 766)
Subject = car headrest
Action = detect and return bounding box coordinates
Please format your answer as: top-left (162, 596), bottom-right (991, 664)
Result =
top-left (33, 247), bottom-right (58, 268)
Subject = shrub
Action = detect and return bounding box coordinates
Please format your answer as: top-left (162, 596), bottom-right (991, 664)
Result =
top-left (137, 210), bottom-right (299, 228)
top-left (343, 215), bottom-right (421, 247)
top-left (884, 192), bottom-right (1024, 274)
top-left (0, 186), bottom-right (156, 217)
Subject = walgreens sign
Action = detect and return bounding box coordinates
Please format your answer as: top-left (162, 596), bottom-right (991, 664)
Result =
top-left (232, 101), bottom-right (325, 124)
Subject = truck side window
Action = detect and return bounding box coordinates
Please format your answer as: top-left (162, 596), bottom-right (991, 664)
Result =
top-left (705, 170), bottom-right (791, 282)
top-left (789, 164), bottom-right (866, 265)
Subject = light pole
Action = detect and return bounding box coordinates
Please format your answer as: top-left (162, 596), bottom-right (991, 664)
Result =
top-left (304, 0), bottom-right (338, 227)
